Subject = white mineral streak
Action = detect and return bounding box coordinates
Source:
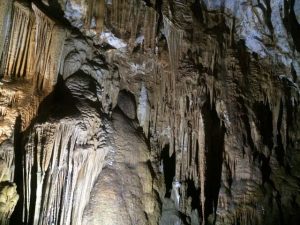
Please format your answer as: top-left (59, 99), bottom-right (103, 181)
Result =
top-left (171, 180), bottom-right (181, 208)
top-left (163, 15), bottom-right (184, 77)
top-left (137, 84), bottom-right (150, 137)
top-left (100, 31), bottom-right (127, 49)
top-left (64, 0), bottom-right (104, 32)
top-left (202, 0), bottom-right (300, 71)
top-left (64, 0), bottom-right (86, 28)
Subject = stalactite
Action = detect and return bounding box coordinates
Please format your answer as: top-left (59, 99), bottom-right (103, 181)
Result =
top-left (111, 0), bottom-right (130, 36)
top-left (3, 1), bottom-right (34, 80)
top-left (86, 0), bottom-right (105, 32)
top-left (0, 0), bottom-right (13, 76)
top-left (1, 2), bottom-right (65, 94)
top-left (162, 17), bottom-right (185, 163)
top-left (163, 15), bottom-right (184, 77)
top-left (198, 113), bottom-right (206, 225)
top-left (143, 7), bottom-right (157, 51)
top-left (0, 145), bottom-right (14, 183)
top-left (32, 3), bottom-right (66, 93)
top-left (110, 0), bottom-right (145, 47)
top-left (23, 117), bottom-right (111, 225)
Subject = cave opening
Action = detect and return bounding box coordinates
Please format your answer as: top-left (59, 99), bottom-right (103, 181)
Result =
top-left (161, 144), bottom-right (175, 198)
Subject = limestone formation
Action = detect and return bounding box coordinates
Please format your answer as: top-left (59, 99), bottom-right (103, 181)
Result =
top-left (0, 0), bottom-right (300, 225)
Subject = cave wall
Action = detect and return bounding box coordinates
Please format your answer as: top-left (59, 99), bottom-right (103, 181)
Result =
top-left (0, 0), bottom-right (299, 225)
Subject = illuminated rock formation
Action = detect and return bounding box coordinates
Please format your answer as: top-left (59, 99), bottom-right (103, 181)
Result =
top-left (0, 182), bottom-right (18, 225)
top-left (0, 0), bottom-right (300, 225)
top-left (2, 1), bottom-right (65, 94)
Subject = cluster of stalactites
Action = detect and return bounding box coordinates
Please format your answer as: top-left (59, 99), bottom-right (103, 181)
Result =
top-left (143, 7), bottom-right (157, 51)
top-left (110, 0), bottom-right (157, 51)
top-left (110, 0), bottom-right (141, 38)
top-left (2, 1), bottom-right (34, 81)
top-left (163, 15), bottom-right (184, 77)
top-left (151, 66), bottom-right (208, 224)
top-left (1, 1), bottom-right (66, 93)
top-left (85, 0), bottom-right (105, 32)
top-left (0, 0), bottom-right (13, 76)
top-left (23, 121), bottom-right (109, 225)
top-left (148, 14), bottom-right (216, 224)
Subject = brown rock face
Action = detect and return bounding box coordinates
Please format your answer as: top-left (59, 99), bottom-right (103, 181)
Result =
top-left (0, 0), bottom-right (300, 225)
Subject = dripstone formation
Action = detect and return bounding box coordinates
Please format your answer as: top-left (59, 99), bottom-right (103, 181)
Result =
top-left (0, 0), bottom-right (299, 225)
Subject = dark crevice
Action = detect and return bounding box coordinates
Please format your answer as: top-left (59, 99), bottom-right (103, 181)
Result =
top-left (192, 0), bottom-right (204, 23)
top-left (201, 102), bottom-right (225, 222)
top-left (186, 179), bottom-right (200, 213)
top-left (239, 97), bottom-right (255, 151)
top-left (275, 100), bottom-right (285, 166)
top-left (236, 40), bottom-right (251, 76)
top-left (253, 101), bottom-right (273, 150)
top-left (10, 116), bottom-right (24, 225)
top-left (275, 192), bottom-right (285, 225)
top-left (289, 0), bottom-right (300, 51)
top-left (36, 75), bottom-right (81, 123)
top-left (260, 153), bottom-right (271, 184)
top-left (161, 144), bottom-right (175, 198)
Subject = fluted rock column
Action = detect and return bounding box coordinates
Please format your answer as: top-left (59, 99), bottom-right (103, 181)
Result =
top-left (0, 0), bottom-right (13, 76)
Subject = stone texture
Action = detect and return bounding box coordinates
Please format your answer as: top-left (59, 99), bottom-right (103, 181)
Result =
top-left (0, 0), bottom-right (299, 225)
